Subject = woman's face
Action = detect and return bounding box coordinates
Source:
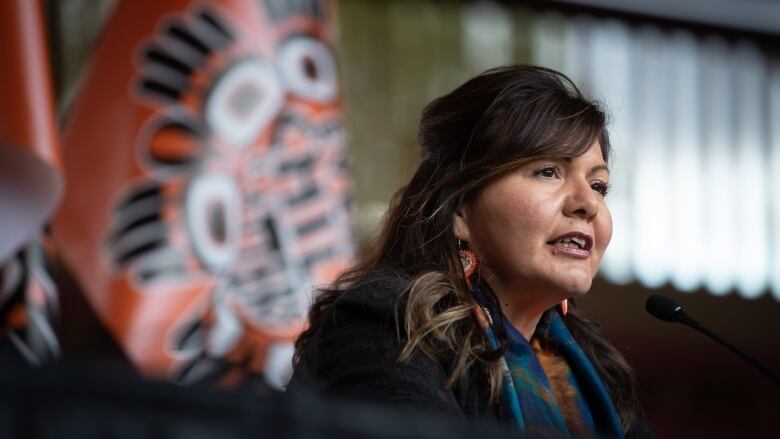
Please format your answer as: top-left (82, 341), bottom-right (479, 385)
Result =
top-left (454, 140), bottom-right (612, 305)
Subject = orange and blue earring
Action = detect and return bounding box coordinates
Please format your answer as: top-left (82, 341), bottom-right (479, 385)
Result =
top-left (458, 239), bottom-right (478, 289)
top-left (560, 299), bottom-right (568, 316)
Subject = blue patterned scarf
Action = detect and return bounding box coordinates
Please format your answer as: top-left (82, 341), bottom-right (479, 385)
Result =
top-left (474, 289), bottom-right (623, 438)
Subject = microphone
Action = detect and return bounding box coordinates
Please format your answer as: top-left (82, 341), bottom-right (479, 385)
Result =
top-left (645, 294), bottom-right (698, 325)
top-left (645, 294), bottom-right (779, 386)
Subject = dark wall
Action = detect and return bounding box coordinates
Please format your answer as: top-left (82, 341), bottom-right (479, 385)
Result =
top-left (581, 278), bottom-right (780, 437)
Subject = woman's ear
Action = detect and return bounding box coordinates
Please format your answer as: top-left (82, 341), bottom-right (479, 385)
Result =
top-left (453, 207), bottom-right (471, 243)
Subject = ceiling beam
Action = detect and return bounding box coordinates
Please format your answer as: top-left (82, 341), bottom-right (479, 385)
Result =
top-left (548, 0), bottom-right (780, 35)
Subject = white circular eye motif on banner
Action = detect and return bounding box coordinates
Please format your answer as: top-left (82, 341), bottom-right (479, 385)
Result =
top-left (277, 37), bottom-right (338, 103)
top-left (185, 173), bottom-right (242, 272)
top-left (204, 59), bottom-right (284, 148)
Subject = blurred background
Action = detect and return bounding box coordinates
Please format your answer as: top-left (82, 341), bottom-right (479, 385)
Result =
top-left (1, 0), bottom-right (778, 437)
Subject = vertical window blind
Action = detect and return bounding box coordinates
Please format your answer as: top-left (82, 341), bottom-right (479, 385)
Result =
top-left (462, 3), bottom-right (780, 301)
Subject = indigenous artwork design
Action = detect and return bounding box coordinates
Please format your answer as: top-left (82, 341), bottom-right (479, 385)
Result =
top-left (53, 0), bottom-right (353, 387)
top-left (0, 0), bottom-right (63, 365)
top-left (0, 240), bottom-right (60, 365)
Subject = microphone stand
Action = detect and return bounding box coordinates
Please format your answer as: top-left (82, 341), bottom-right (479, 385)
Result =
top-left (675, 313), bottom-right (779, 386)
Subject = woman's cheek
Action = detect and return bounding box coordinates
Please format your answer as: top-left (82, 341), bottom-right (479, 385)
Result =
top-left (600, 207), bottom-right (613, 249)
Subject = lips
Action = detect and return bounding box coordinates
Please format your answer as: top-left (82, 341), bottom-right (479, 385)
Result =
top-left (547, 231), bottom-right (593, 257)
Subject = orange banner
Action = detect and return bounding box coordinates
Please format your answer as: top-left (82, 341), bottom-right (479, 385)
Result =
top-left (0, 0), bottom-right (63, 264)
top-left (52, 0), bottom-right (353, 387)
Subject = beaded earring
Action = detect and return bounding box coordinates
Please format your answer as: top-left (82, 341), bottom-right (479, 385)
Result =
top-left (560, 299), bottom-right (568, 316)
top-left (458, 239), bottom-right (478, 289)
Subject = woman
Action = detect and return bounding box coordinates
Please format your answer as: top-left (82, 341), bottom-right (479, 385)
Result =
top-left (290, 66), bottom-right (650, 438)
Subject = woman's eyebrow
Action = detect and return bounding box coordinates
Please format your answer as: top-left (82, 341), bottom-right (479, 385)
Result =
top-left (561, 158), bottom-right (609, 175)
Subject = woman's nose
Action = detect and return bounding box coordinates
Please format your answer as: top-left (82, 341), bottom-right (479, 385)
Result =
top-left (564, 179), bottom-right (599, 220)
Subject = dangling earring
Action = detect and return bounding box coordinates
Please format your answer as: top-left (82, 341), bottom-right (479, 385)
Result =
top-left (560, 299), bottom-right (568, 316)
top-left (458, 239), bottom-right (478, 289)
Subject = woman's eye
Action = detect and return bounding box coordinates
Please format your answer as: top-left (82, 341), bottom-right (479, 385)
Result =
top-left (591, 181), bottom-right (611, 197)
top-left (534, 166), bottom-right (559, 178)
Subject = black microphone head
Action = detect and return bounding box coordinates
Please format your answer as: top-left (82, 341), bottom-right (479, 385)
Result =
top-left (645, 294), bottom-right (685, 323)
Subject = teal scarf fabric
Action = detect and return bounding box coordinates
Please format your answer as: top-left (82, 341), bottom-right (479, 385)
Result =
top-left (476, 292), bottom-right (623, 437)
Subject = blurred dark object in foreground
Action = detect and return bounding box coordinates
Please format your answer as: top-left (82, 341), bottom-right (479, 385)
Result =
top-left (0, 359), bottom-right (517, 439)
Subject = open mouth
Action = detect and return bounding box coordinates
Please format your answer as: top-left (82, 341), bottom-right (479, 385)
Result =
top-left (547, 233), bottom-right (593, 251)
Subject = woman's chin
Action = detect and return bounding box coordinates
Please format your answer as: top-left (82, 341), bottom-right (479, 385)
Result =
top-left (556, 275), bottom-right (593, 298)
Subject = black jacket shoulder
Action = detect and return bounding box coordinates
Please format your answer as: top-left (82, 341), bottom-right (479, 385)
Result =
top-left (289, 269), bottom-right (492, 420)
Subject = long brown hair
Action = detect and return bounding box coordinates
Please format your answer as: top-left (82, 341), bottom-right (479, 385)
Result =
top-left (295, 65), bottom-right (639, 430)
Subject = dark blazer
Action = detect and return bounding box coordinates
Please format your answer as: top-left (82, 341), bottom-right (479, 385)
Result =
top-left (289, 269), bottom-right (655, 437)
